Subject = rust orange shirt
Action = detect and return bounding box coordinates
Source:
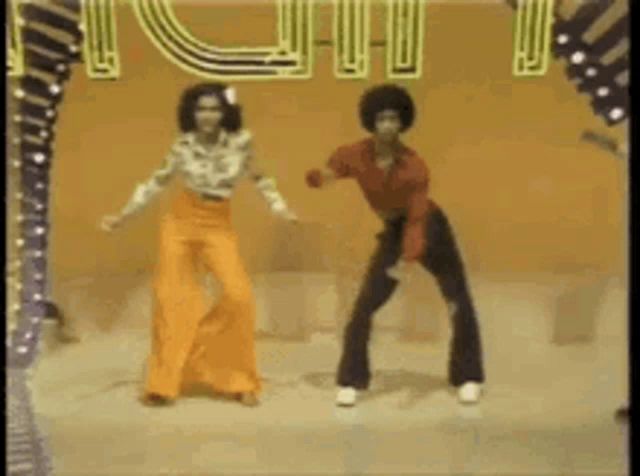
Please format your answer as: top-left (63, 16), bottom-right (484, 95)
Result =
top-left (327, 138), bottom-right (433, 261)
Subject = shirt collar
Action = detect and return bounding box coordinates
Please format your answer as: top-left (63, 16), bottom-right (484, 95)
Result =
top-left (187, 129), bottom-right (230, 153)
top-left (364, 137), bottom-right (410, 163)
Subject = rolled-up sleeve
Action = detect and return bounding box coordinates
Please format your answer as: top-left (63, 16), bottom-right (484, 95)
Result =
top-left (327, 145), bottom-right (355, 178)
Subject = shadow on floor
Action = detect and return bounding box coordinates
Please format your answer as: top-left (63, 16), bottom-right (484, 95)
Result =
top-left (302, 369), bottom-right (449, 408)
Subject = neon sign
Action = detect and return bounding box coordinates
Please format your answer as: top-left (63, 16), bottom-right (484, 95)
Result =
top-left (7, 0), bottom-right (554, 80)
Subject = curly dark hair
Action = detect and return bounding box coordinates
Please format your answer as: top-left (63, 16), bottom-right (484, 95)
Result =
top-left (177, 82), bottom-right (243, 133)
top-left (358, 84), bottom-right (415, 133)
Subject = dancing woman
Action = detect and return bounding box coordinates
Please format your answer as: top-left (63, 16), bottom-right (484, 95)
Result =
top-left (101, 82), bottom-right (297, 407)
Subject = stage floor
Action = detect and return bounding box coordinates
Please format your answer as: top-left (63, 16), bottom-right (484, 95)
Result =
top-left (30, 272), bottom-right (628, 475)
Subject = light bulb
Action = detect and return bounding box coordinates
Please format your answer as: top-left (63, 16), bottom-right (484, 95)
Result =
top-left (609, 108), bottom-right (625, 120)
top-left (570, 51), bottom-right (586, 64)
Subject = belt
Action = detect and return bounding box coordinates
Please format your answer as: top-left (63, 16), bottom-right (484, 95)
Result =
top-left (199, 192), bottom-right (226, 202)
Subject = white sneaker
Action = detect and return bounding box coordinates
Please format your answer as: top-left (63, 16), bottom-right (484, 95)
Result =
top-left (457, 382), bottom-right (482, 404)
top-left (336, 387), bottom-right (357, 407)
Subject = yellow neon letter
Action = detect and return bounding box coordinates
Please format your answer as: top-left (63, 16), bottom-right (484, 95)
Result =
top-left (334, 0), bottom-right (370, 78)
top-left (131, 0), bottom-right (314, 81)
top-left (81, 0), bottom-right (121, 79)
top-left (334, 0), bottom-right (425, 79)
top-left (7, 0), bottom-right (25, 78)
top-left (386, 0), bottom-right (425, 79)
top-left (512, 0), bottom-right (555, 76)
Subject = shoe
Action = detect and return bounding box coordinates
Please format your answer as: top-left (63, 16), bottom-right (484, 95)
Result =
top-left (140, 393), bottom-right (172, 407)
top-left (457, 382), bottom-right (482, 404)
top-left (336, 386), bottom-right (357, 407)
top-left (237, 392), bottom-right (260, 407)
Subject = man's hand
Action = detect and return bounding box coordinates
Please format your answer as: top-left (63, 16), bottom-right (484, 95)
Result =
top-left (305, 169), bottom-right (324, 188)
top-left (306, 168), bottom-right (339, 189)
top-left (100, 214), bottom-right (123, 232)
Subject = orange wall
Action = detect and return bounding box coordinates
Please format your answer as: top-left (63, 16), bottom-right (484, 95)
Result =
top-left (48, 1), bottom-right (627, 283)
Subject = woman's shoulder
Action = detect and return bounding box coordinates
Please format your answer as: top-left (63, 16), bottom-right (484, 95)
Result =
top-left (174, 132), bottom-right (195, 149)
top-left (222, 129), bottom-right (253, 153)
top-left (228, 128), bottom-right (253, 147)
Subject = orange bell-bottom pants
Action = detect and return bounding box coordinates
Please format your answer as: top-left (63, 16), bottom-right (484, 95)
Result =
top-left (143, 188), bottom-right (261, 400)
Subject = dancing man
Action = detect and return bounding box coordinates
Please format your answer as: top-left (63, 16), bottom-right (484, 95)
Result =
top-left (101, 82), bottom-right (297, 407)
top-left (305, 84), bottom-right (485, 406)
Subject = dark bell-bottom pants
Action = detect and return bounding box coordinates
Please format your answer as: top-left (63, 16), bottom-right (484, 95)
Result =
top-left (336, 205), bottom-right (485, 389)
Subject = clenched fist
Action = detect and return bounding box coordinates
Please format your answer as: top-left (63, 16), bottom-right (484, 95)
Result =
top-left (305, 169), bottom-right (324, 188)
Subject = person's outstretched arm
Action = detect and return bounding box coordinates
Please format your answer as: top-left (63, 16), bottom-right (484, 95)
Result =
top-left (243, 131), bottom-right (298, 222)
top-left (100, 139), bottom-right (182, 231)
top-left (305, 144), bottom-right (356, 189)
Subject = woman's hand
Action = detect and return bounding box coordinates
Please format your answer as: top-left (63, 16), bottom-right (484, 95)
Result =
top-left (274, 207), bottom-right (299, 223)
top-left (100, 214), bottom-right (123, 232)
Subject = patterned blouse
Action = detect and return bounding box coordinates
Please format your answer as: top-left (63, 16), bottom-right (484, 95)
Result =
top-left (119, 129), bottom-right (288, 217)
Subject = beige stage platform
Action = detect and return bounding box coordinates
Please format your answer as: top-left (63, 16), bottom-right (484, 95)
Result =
top-left (30, 271), bottom-right (628, 476)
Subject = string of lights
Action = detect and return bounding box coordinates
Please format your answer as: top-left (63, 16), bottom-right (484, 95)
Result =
top-left (555, 1), bottom-right (627, 125)
top-left (7, 2), bottom-right (87, 474)
top-left (507, 0), bottom-right (629, 125)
